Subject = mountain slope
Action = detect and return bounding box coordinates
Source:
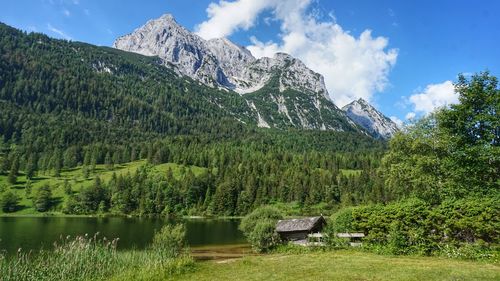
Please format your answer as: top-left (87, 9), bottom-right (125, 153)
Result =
top-left (0, 22), bottom-right (380, 148)
top-left (113, 13), bottom-right (357, 132)
top-left (342, 98), bottom-right (399, 139)
top-left (0, 22), bottom-right (258, 147)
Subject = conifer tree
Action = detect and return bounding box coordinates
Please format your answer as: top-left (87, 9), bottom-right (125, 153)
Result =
top-left (8, 155), bottom-right (19, 185)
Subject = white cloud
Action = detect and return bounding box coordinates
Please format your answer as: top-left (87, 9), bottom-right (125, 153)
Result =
top-left (195, 0), bottom-right (272, 40)
top-left (196, 0), bottom-right (398, 107)
top-left (405, 112), bottom-right (416, 120)
top-left (409, 81), bottom-right (458, 114)
top-left (47, 23), bottom-right (72, 40)
top-left (390, 116), bottom-right (404, 128)
top-left (62, 9), bottom-right (71, 17)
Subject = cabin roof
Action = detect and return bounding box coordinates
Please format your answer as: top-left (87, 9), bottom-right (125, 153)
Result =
top-left (276, 216), bottom-right (325, 233)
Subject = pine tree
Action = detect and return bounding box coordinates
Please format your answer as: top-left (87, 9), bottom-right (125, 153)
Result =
top-left (25, 179), bottom-right (32, 198)
top-left (52, 149), bottom-right (62, 177)
top-left (1, 191), bottom-right (19, 212)
top-left (25, 153), bottom-right (37, 180)
top-left (63, 179), bottom-right (72, 195)
top-left (0, 156), bottom-right (9, 175)
top-left (34, 184), bottom-right (53, 212)
top-left (8, 155), bottom-right (19, 185)
top-left (105, 152), bottom-right (113, 170)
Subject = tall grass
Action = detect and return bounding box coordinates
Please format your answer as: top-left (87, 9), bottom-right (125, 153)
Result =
top-left (0, 225), bottom-right (194, 281)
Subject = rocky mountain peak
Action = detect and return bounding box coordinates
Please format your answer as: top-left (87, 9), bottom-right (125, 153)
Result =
top-left (113, 14), bottom-right (363, 133)
top-left (113, 14), bottom-right (330, 98)
top-left (342, 99), bottom-right (399, 139)
top-left (356, 98), bottom-right (369, 104)
top-left (158, 13), bottom-right (175, 21)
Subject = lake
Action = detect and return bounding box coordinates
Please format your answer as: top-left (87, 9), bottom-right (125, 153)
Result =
top-left (0, 216), bottom-right (246, 256)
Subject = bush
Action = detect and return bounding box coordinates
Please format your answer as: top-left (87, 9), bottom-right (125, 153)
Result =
top-left (438, 242), bottom-right (499, 262)
top-left (240, 206), bottom-right (283, 252)
top-left (328, 196), bottom-right (499, 260)
top-left (329, 207), bottom-right (354, 233)
top-left (247, 220), bottom-right (281, 253)
top-left (325, 208), bottom-right (354, 248)
top-left (150, 224), bottom-right (187, 259)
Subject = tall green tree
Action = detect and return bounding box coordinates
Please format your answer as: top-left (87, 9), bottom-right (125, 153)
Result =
top-left (8, 154), bottom-right (19, 185)
top-left (0, 156), bottom-right (9, 174)
top-left (105, 152), bottom-right (113, 170)
top-left (1, 191), bottom-right (20, 212)
top-left (25, 153), bottom-right (37, 180)
top-left (381, 72), bottom-right (500, 202)
top-left (438, 72), bottom-right (499, 193)
top-left (52, 149), bottom-right (62, 177)
top-left (34, 184), bottom-right (53, 212)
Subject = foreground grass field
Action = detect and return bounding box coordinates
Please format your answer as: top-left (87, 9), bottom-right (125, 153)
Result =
top-left (173, 250), bottom-right (500, 281)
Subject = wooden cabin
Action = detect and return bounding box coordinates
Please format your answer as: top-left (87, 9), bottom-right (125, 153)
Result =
top-left (275, 216), bottom-right (326, 244)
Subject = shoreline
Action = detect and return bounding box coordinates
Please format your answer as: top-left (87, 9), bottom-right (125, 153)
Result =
top-left (0, 213), bottom-right (244, 219)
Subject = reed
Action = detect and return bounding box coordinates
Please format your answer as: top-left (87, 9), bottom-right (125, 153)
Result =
top-left (0, 225), bottom-right (193, 281)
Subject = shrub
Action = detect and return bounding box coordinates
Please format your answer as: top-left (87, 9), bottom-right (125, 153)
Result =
top-left (329, 207), bottom-right (354, 233)
top-left (325, 208), bottom-right (354, 248)
top-left (328, 196), bottom-right (499, 260)
top-left (247, 219), bottom-right (281, 253)
top-left (240, 206), bottom-right (283, 252)
top-left (150, 224), bottom-right (187, 259)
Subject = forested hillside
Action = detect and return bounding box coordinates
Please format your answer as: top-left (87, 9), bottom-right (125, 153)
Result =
top-left (0, 23), bottom-right (386, 215)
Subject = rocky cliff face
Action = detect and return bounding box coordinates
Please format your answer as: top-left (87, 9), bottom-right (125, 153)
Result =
top-left (114, 14), bottom-right (330, 98)
top-left (114, 14), bottom-right (386, 134)
top-left (342, 98), bottom-right (399, 139)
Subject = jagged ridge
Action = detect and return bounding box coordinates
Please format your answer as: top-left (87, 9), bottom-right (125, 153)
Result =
top-left (342, 98), bottom-right (399, 139)
top-left (113, 14), bottom-right (359, 132)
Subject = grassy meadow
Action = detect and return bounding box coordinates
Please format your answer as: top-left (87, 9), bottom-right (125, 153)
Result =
top-left (173, 250), bottom-right (500, 281)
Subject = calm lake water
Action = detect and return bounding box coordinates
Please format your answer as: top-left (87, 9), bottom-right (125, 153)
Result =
top-left (0, 216), bottom-right (245, 255)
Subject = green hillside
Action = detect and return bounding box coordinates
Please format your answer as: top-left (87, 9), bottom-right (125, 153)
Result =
top-left (0, 160), bottom-right (209, 215)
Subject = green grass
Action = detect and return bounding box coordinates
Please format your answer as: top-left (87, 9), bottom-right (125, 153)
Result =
top-left (0, 160), bottom-right (209, 215)
top-left (172, 250), bottom-right (500, 281)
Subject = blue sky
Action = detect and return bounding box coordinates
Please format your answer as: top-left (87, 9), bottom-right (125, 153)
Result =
top-left (1, 0), bottom-right (499, 123)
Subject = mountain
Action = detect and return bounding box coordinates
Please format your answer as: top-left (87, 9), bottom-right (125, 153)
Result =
top-left (342, 98), bottom-right (399, 139)
top-left (113, 14), bottom-right (328, 96)
top-left (0, 22), bottom-right (382, 148)
top-left (113, 14), bottom-right (356, 132)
